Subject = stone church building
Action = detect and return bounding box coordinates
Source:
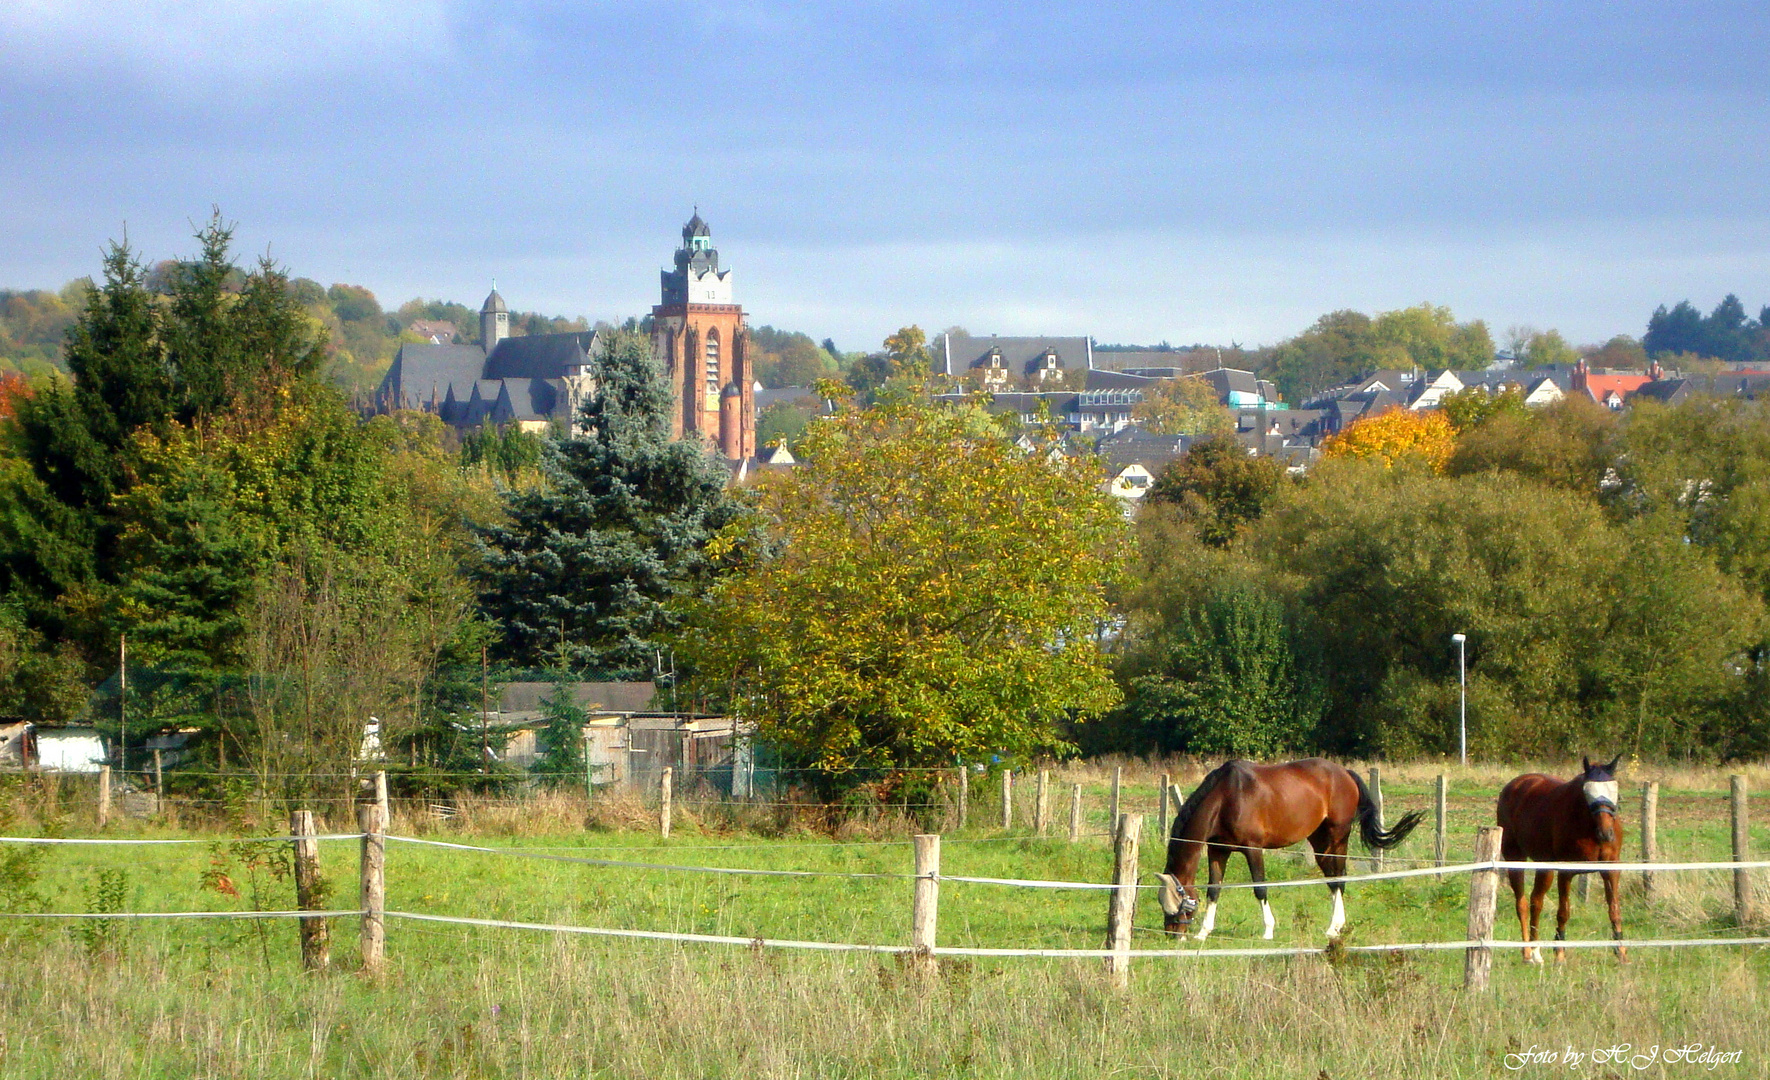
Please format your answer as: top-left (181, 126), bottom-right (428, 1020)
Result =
top-left (374, 214), bottom-right (755, 461)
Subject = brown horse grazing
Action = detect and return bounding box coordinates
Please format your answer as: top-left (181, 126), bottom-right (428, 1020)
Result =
top-left (1155, 759), bottom-right (1424, 941)
top-left (1497, 755), bottom-right (1626, 964)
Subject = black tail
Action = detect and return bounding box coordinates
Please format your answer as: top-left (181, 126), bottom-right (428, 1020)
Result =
top-left (1351, 768), bottom-right (1425, 851)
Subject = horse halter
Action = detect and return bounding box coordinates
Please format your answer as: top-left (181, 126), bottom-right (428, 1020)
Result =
top-left (1582, 780), bottom-right (1619, 814)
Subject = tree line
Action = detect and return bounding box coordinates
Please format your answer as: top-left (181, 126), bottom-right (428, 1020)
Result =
top-left (3, 218), bottom-right (1766, 810)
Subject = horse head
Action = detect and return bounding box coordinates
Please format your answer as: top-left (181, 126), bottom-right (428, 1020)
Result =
top-left (1156, 871), bottom-right (1199, 934)
top-left (1580, 754), bottom-right (1622, 845)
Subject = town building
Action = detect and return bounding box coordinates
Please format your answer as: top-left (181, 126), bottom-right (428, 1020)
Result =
top-left (375, 296), bottom-right (601, 431)
top-left (651, 212), bottom-right (755, 461)
top-left (374, 213), bottom-right (758, 461)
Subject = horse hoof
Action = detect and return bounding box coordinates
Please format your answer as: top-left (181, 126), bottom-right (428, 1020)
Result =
top-left (1525, 951), bottom-right (1543, 965)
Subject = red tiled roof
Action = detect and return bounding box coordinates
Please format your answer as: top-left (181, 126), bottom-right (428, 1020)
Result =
top-left (1579, 374), bottom-right (1652, 402)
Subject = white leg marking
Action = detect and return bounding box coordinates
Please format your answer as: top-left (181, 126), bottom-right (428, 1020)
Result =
top-left (1261, 899), bottom-right (1276, 940)
top-left (1326, 890), bottom-right (1346, 938)
top-left (1196, 901), bottom-right (1217, 941)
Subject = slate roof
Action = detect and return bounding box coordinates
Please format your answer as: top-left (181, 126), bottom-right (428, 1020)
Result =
top-left (1093, 428), bottom-right (1192, 472)
top-left (939, 333), bottom-right (1092, 378)
top-left (377, 330), bottom-right (603, 427)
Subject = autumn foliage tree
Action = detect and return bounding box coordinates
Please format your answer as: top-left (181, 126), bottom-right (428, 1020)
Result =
top-left (1319, 407), bottom-right (1455, 472)
top-left (679, 395), bottom-right (1130, 773)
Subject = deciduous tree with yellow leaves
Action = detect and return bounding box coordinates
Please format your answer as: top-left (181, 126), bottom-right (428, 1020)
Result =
top-left (679, 394), bottom-right (1130, 773)
top-left (1319, 407), bottom-right (1455, 472)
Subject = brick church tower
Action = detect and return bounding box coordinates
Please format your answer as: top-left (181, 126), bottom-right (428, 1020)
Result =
top-left (652, 212), bottom-right (754, 461)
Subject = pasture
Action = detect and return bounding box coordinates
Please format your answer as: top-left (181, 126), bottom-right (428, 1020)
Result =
top-left (0, 759), bottom-right (1766, 1078)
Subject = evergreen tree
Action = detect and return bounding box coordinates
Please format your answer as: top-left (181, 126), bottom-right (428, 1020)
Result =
top-left (475, 331), bottom-right (742, 676)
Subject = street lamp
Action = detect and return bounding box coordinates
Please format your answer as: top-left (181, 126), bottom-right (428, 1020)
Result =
top-left (1451, 633), bottom-right (1468, 766)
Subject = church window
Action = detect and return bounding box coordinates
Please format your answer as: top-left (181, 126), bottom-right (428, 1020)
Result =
top-left (705, 330), bottom-right (721, 391)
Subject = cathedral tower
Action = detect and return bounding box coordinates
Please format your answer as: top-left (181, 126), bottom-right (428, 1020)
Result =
top-left (652, 212), bottom-right (753, 461)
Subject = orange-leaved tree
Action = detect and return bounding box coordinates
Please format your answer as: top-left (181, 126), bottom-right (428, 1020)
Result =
top-left (1319, 407), bottom-right (1455, 472)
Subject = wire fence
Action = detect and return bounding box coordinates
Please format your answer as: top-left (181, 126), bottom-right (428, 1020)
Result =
top-left (2, 829), bottom-right (1766, 964)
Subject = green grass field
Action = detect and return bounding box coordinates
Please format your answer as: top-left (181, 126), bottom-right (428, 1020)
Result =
top-left (1, 761), bottom-right (1766, 1078)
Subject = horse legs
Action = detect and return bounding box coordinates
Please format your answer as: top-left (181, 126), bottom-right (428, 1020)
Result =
top-left (1309, 826), bottom-right (1349, 938)
top-left (1602, 868), bottom-right (1627, 963)
top-left (1507, 868), bottom-right (1533, 963)
top-left (1194, 846), bottom-right (1229, 942)
top-left (1245, 848), bottom-right (1275, 940)
top-left (1553, 873), bottom-right (1573, 963)
top-left (1526, 870), bottom-right (1554, 965)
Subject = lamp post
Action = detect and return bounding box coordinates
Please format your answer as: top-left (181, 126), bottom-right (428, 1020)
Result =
top-left (1451, 633), bottom-right (1467, 766)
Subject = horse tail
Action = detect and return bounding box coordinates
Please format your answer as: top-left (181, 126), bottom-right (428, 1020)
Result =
top-left (1350, 767), bottom-right (1425, 852)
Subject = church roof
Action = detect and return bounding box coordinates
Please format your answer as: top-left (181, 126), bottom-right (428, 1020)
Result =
top-left (481, 288), bottom-right (507, 314)
top-left (483, 330), bottom-right (602, 380)
top-left (684, 211), bottom-right (710, 240)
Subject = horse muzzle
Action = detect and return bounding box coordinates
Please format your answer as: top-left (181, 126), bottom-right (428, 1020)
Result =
top-left (1157, 873), bottom-right (1196, 932)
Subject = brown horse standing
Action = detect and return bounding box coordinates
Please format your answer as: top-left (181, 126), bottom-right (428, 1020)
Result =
top-left (1497, 755), bottom-right (1626, 963)
top-left (1156, 759), bottom-right (1424, 941)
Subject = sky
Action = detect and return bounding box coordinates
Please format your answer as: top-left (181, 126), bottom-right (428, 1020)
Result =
top-left (2, 1), bottom-right (1767, 351)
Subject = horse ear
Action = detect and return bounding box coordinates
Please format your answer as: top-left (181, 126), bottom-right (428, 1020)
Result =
top-left (1582, 755), bottom-right (1591, 773)
top-left (1606, 754), bottom-right (1621, 773)
top-left (1156, 874), bottom-right (1182, 917)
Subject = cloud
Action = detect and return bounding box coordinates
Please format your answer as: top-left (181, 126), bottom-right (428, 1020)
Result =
top-left (0, 0), bottom-right (454, 90)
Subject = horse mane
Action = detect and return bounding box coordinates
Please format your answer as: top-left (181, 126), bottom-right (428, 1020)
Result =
top-left (1170, 761), bottom-right (1236, 840)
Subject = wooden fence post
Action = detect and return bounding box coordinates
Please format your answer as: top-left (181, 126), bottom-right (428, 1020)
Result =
top-left (291, 809), bottom-right (330, 972)
top-left (1105, 812), bottom-right (1143, 990)
top-left (584, 730), bottom-right (595, 810)
top-left (1434, 774), bottom-right (1448, 876)
top-left (357, 802), bottom-right (386, 972)
top-left (1159, 772), bottom-right (1171, 842)
top-left (153, 749), bottom-right (164, 800)
top-left (1464, 825), bottom-right (1502, 991)
top-left (1069, 783), bottom-right (1082, 842)
top-left (912, 833), bottom-right (939, 977)
top-left (1641, 781), bottom-right (1659, 898)
top-left (1035, 769), bottom-right (1050, 836)
top-left (956, 767), bottom-right (969, 832)
top-left (1109, 766), bottom-right (1122, 826)
top-left (97, 765), bottom-right (110, 827)
top-left (1368, 767), bottom-right (1384, 871)
top-left (1733, 775), bottom-right (1751, 924)
top-left (660, 766), bottom-right (673, 839)
top-left (1000, 770), bottom-right (1012, 831)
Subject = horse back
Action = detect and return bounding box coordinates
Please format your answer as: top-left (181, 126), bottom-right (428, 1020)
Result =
top-left (1212, 758), bottom-right (1357, 849)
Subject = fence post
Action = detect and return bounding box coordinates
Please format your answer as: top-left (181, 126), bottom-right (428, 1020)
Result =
top-left (1159, 772), bottom-right (1171, 842)
top-left (1069, 783), bottom-right (1083, 842)
top-left (1733, 775), bottom-right (1751, 924)
top-left (357, 801), bottom-right (386, 972)
top-left (290, 809), bottom-right (330, 972)
top-left (1368, 767), bottom-right (1384, 871)
top-left (584, 730), bottom-right (595, 811)
top-left (1035, 769), bottom-right (1050, 836)
top-left (97, 765), bottom-right (111, 827)
top-left (956, 767), bottom-right (969, 832)
top-left (375, 770), bottom-right (389, 826)
top-left (1464, 825), bottom-right (1503, 991)
top-left (1000, 770), bottom-right (1012, 831)
top-left (1109, 766), bottom-right (1122, 826)
top-left (1434, 774), bottom-right (1447, 876)
top-left (1105, 812), bottom-right (1143, 990)
top-left (660, 766), bottom-right (673, 839)
top-left (1641, 781), bottom-right (1659, 898)
top-left (153, 749), bottom-right (164, 800)
top-left (912, 833), bottom-right (939, 977)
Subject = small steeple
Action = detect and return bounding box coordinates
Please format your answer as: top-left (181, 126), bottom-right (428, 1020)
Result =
top-left (480, 281), bottom-right (509, 351)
